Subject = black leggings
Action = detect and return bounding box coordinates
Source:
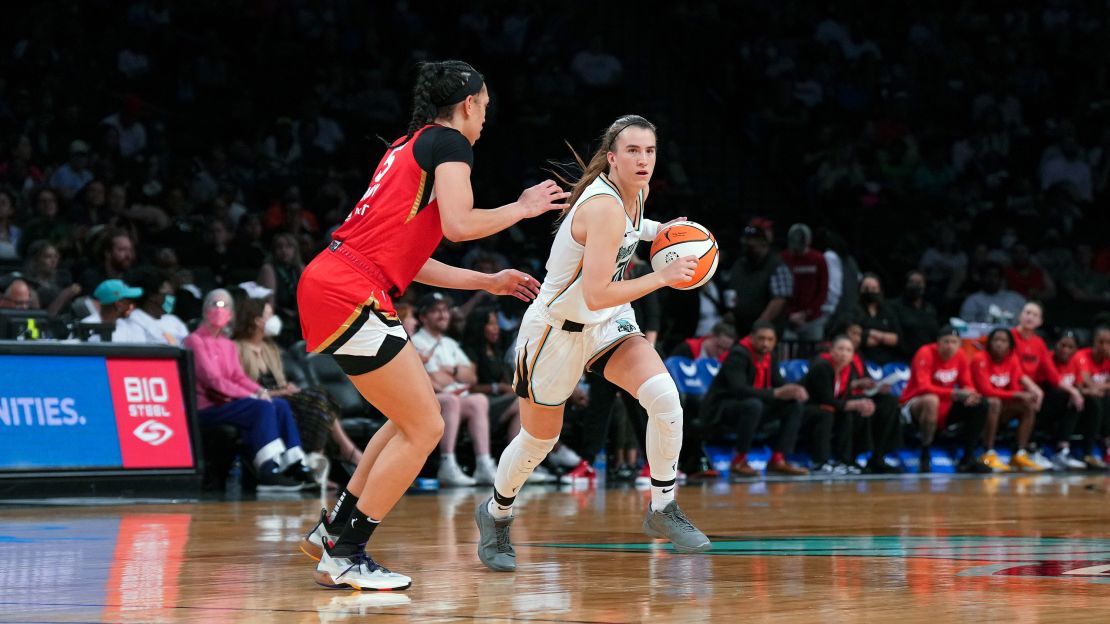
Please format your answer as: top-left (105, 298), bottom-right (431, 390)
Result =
top-left (715, 397), bottom-right (804, 455)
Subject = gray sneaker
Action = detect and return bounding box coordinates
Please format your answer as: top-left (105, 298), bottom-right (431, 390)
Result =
top-left (643, 501), bottom-right (711, 553)
top-left (475, 498), bottom-right (517, 571)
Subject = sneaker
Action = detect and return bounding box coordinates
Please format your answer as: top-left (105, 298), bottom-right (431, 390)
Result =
top-left (1030, 450), bottom-right (1054, 471)
top-left (1052, 448), bottom-right (1086, 471)
top-left (474, 498), bottom-right (516, 572)
top-left (1010, 450), bottom-right (1046, 472)
top-left (1085, 454), bottom-right (1109, 471)
top-left (918, 448), bottom-right (932, 474)
top-left (526, 464), bottom-right (557, 483)
top-left (865, 458), bottom-right (904, 474)
top-left (314, 547), bottom-right (411, 591)
top-left (437, 457), bottom-right (477, 487)
top-left (548, 444), bottom-right (582, 470)
top-left (560, 459), bottom-right (597, 484)
top-left (257, 466), bottom-right (304, 492)
top-left (729, 455), bottom-right (758, 479)
top-left (284, 461), bottom-right (320, 490)
top-left (812, 462), bottom-right (837, 475)
top-left (767, 458), bottom-right (809, 476)
top-left (300, 508), bottom-right (337, 561)
top-left (980, 450), bottom-right (1011, 473)
top-left (839, 462), bottom-right (863, 476)
top-left (642, 501), bottom-right (711, 553)
top-left (614, 464), bottom-right (637, 482)
top-left (686, 455), bottom-right (720, 482)
top-left (473, 456), bottom-right (498, 486)
top-left (956, 458), bottom-right (994, 474)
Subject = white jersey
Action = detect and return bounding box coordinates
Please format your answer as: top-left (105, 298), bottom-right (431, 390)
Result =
top-left (538, 174), bottom-right (658, 325)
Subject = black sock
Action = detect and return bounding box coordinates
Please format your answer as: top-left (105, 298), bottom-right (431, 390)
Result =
top-left (330, 508), bottom-right (380, 557)
top-left (327, 489), bottom-right (359, 531)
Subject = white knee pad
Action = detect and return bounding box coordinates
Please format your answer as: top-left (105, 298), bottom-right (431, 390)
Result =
top-left (638, 373), bottom-right (683, 461)
top-left (517, 428), bottom-right (558, 468)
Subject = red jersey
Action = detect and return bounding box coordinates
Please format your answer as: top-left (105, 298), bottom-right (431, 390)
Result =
top-left (780, 248), bottom-right (828, 321)
top-left (1075, 348), bottom-right (1110, 385)
top-left (1010, 328), bottom-right (1061, 386)
top-left (970, 351), bottom-right (1024, 399)
top-left (329, 124), bottom-right (474, 294)
top-left (1053, 353), bottom-right (1084, 387)
top-left (901, 343), bottom-right (974, 420)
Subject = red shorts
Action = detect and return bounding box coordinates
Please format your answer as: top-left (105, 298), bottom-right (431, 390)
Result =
top-left (297, 247), bottom-right (408, 365)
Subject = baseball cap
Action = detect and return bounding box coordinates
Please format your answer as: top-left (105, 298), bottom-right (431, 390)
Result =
top-left (94, 279), bottom-right (143, 305)
top-left (415, 292), bottom-right (449, 315)
top-left (743, 217), bottom-right (773, 242)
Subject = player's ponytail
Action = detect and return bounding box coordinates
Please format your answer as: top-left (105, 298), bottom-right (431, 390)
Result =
top-left (395, 60), bottom-right (485, 147)
top-left (551, 115), bottom-right (657, 224)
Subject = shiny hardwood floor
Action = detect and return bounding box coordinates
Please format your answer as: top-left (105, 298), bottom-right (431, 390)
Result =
top-left (2, 475), bottom-right (1110, 623)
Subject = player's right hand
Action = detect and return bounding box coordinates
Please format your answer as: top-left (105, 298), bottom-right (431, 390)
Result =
top-left (658, 255), bottom-right (697, 286)
top-left (517, 180), bottom-right (570, 218)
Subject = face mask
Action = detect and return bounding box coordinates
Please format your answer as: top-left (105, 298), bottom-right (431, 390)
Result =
top-left (206, 306), bottom-right (232, 328)
top-left (162, 294), bottom-right (176, 315)
top-left (860, 292), bottom-right (881, 305)
top-left (264, 314), bottom-right (283, 337)
top-left (904, 284), bottom-right (924, 299)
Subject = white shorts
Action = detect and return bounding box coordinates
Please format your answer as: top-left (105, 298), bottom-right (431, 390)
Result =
top-left (512, 303), bottom-right (643, 406)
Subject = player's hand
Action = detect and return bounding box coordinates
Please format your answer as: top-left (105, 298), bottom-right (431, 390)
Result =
top-left (485, 269), bottom-right (542, 302)
top-left (517, 180), bottom-right (569, 219)
top-left (660, 216), bottom-right (688, 229)
top-left (658, 255), bottom-right (697, 286)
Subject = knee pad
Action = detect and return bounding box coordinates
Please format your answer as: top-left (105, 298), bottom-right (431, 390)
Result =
top-left (638, 373), bottom-right (683, 457)
top-left (518, 428), bottom-right (558, 463)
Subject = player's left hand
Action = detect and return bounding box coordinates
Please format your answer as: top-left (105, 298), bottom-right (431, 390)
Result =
top-left (660, 216), bottom-right (688, 228)
top-left (486, 269), bottom-right (542, 302)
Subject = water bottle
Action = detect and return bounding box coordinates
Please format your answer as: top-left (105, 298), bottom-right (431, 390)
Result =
top-left (227, 456), bottom-right (243, 497)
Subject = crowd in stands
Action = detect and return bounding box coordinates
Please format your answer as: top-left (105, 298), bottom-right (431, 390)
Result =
top-left (2, 1), bottom-right (1110, 488)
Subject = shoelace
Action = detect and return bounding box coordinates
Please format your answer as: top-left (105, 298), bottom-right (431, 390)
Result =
top-left (663, 507), bottom-right (698, 533)
top-left (338, 552), bottom-right (394, 579)
top-left (495, 525), bottom-right (514, 554)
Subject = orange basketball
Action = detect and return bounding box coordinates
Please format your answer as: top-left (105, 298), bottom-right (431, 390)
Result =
top-left (649, 221), bottom-right (719, 290)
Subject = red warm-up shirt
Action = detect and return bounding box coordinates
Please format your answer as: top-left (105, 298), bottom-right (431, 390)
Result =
top-left (901, 343), bottom-right (974, 421)
top-left (970, 351), bottom-right (1025, 399)
top-left (1010, 328), bottom-right (1061, 386)
top-left (1053, 353), bottom-right (1085, 387)
top-left (780, 248), bottom-right (828, 321)
top-left (1075, 348), bottom-right (1110, 385)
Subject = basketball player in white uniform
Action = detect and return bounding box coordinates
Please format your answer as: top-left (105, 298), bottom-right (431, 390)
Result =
top-left (475, 115), bottom-right (711, 572)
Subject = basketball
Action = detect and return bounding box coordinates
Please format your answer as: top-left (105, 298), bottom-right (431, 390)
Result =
top-left (649, 221), bottom-right (719, 290)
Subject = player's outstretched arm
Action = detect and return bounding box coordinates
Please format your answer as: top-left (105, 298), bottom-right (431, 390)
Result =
top-left (413, 258), bottom-right (541, 302)
top-left (436, 162), bottom-right (568, 242)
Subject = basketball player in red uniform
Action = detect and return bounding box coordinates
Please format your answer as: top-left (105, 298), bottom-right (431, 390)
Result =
top-left (296, 60), bottom-right (569, 591)
top-left (1051, 331), bottom-right (1105, 469)
top-left (970, 328), bottom-right (1043, 471)
top-left (1074, 326), bottom-right (1110, 466)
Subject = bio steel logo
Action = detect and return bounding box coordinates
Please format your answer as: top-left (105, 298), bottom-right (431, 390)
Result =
top-left (133, 420), bottom-right (174, 446)
top-left (124, 377), bottom-right (175, 447)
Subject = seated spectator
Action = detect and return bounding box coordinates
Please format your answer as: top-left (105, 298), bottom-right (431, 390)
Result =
top-left (1061, 245), bottom-right (1110, 302)
top-left (257, 232), bottom-right (304, 345)
top-left (22, 240), bottom-right (80, 317)
top-left (1074, 326), bottom-right (1110, 466)
top-left (670, 321), bottom-right (738, 362)
top-left (849, 273), bottom-right (902, 365)
top-left (803, 335), bottom-right (871, 475)
top-left (81, 279), bottom-right (146, 343)
top-left (47, 141), bottom-right (94, 200)
top-left (901, 326), bottom-right (991, 473)
top-left (890, 270), bottom-right (939, 360)
top-left (0, 277), bottom-right (36, 310)
top-left (971, 328), bottom-right (1045, 472)
top-left (725, 218), bottom-right (792, 336)
top-left (125, 266), bottom-right (189, 345)
top-left (461, 306), bottom-right (520, 440)
top-left (959, 263), bottom-right (1026, 323)
top-left (1003, 243), bottom-right (1055, 301)
top-left (78, 228), bottom-right (135, 295)
top-left (18, 188), bottom-right (75, 258)
top-left (1050, 331), bottom-right (1104, 470)
top-left (184, 289), bottom-right (313, 491)
top-left (411, 292), bottom-right (497, 487)
top-left (703, 321), bottom-right (809, 478)
top-left (232, 297), bottom-right (364, 469)
top-left (840, 321), bottom-right (903, 472)
top-left (781, 223), bottom-right (829, 341)
top-left (919, 227), bottom-right (968, 304)
top-left (0, 188), bottom-right (21, 259)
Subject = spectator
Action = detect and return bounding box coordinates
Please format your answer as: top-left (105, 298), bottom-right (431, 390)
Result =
top-left (228, 213), bottom-right (267, 275)
top-left (1061, 245), bottom-right (1110, 302)
top-left (411, 292), bottom-right (497, 487)
top-left (22, 240), bottom-right (80, 317)
top-left (125, 266), bottom-right (189, 345)
top-left (725, 218), bottom-right (792, 336)
top-left (257, 232), bottom-right (304, 345)
top-left (839, 321), bottom-right (903, 473)
top-left (816, 228), bottom-right (859, 332)
top-left (1050, 331), bottom-right (1104, 470)
top-left (918, 226), bottom-right (967, 306)
top-left (18, 188), bottom-right (74, 258)
top-left (77, 228), bottom-right (135, 294)
top-left (99, 96), bottom-right (147, 159)
top-left (185, 289), bottom-right (313, 491)
top-left (849, 273), bottom-right (902, 365)
top-left (959, 263), bottom-right (1026, 323)
top-left (47, 141), bottom-right (94, 200)
top-left (970, 328), bottom-right (1045, 472)
top-left (781, 223), bottom-right (829, 341)
top-left (1074, 326), bottom-right (1110, 466)
top-left (900, 326), bottom-right (991, 473)
top-left (570, 36), bottom-right (623, 88)
top-left (890, 270), bottom-right (939, 360)
top-left (1040, 137), bottom-right (1092, 201)
top-left (81, 279), bottom-right (145, 342)
top-left (461, 306), bottom-right (521, 441)
top-left (0, 278), bottom-right (36, 310)
top-left (0, 188), bottom-right (21, 259)
top-left (671, 321), bottom-right (738, 363)
top-left (1003, 243), bottom-right (1055, 301)
top-left (703, 321), bottom-right (810, 478)
top-left (232, 297), bottom-right (364, 469)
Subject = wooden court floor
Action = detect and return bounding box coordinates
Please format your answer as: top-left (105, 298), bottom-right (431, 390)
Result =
top-left (1, 475), bottom-right (1109, 623)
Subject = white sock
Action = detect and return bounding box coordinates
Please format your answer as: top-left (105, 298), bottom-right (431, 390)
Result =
top-left (638, 373), bottom-right (683, 512)
top-left (488, 428), bottom-right (558, 519)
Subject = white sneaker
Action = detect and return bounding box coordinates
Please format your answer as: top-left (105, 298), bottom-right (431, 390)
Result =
top-left (548, 444), bottom-right (582, 469)
top-left (473, 455), bottom-right (497, 485)
top-left (1052, 448), bottom-right (1086, 471)
top-left (1031, 450), bottom-right (1054, 470)
top-left (437, 457), bottom-right (477, 487)
top-left (314, 548), bottom-right (411, 590)
top-left (527, 464), bottom-right (557, 483)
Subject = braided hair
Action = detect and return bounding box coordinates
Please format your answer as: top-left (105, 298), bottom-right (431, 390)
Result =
top-left (398, 60), bottom-right (485, 146)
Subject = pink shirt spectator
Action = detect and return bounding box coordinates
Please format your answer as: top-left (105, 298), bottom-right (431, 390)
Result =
top-left (184, 329), bottom-right (261, 410)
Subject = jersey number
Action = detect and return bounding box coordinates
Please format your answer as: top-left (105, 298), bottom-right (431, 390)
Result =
top-left (349, 143), bottom-right (407, 219)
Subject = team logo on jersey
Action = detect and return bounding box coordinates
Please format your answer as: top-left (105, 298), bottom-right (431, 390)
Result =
top-left (615, 319), bottom-right (636, 334)
top-left (934, 368), bottom-right (959, 384)
top-left (989, 373), bottom-right (1011, 388)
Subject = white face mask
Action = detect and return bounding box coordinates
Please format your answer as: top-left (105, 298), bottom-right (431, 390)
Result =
top-left (264, 314), bottom-right (283, 337)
